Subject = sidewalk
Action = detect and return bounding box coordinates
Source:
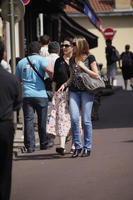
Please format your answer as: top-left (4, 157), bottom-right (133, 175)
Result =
top-left (13, 73), bottom-right (132, 156)
top-left (11, 84), bottom-right (133, 200)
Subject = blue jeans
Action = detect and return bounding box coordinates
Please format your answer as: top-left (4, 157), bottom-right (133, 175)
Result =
top-left (69, 91), bottom-right (94, 150)
top-left (23, 97), bottom-right (48, 150)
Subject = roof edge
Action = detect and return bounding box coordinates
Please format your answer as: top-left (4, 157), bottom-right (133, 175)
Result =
top-left (97, 9), bottom-right (133, 17)
top-left (66, 9), bottom-right (133, 17)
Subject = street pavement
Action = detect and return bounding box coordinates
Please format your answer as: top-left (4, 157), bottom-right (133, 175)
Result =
top-left (11, 74), bottom-right (133, 200)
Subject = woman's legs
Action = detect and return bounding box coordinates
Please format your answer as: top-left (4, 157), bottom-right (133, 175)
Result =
top-left (56, 136), bottom-right (66, 155)
top-left (130, 77), bottom-right (133, 89)
top-left (81, 92), bottom-right (94, 150)
top-left (59, 136), bottom-right (66, 149)
top-left (124, 79), bottom-right (128, 90)
top-left (69, 91), bottom-right (82, 149)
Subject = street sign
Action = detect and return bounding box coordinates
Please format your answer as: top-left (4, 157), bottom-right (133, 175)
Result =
top-left (103, 27), bottom-right (116, 40)
top-left (21, 0), bottom-right (30, 5)
top-left (1, 0), bottom-right (25, 23)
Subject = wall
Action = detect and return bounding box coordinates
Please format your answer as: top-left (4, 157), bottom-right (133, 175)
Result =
top-left (115, 0), bottom-right (131, 9)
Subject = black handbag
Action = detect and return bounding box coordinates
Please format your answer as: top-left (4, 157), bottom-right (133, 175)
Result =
top-left (27, 57), bottom-right (52, 101)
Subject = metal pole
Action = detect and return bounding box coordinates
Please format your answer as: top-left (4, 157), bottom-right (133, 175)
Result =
top-left (9, 0), bottom-right (17, 127)
top-left (9, 0), bottom-right (16, 74)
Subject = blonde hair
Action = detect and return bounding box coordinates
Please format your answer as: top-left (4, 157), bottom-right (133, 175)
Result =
top-left (74, 36), bottom-right (89, 57)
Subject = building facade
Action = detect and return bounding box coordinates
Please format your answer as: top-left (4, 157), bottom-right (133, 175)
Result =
top-left (66, 0), bottom-right (133, 70)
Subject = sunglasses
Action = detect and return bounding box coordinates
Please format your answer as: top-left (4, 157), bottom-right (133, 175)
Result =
top-left (62, 44), bottom-right (71, 48)
top-left (72, 42), bottom-right (76, 47)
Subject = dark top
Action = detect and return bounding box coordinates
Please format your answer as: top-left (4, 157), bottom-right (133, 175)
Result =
top-left (0, 65), bottom-right (22, 121)
top-left (53, 56), bottom-right (70, 91)
top-left (105, 45), bottom-right (116, 65)
top-left (120, 51), bottom-right (133, 67)
top-left (70, 54), bottom-right (96, 91)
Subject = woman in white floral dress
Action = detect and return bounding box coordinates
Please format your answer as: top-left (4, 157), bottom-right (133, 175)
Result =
top-left (47, 37), bottom-right (73, 155)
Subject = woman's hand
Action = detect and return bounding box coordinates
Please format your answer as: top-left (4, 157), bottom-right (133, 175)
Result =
top-left (57, 84), bottom-right (65, 93)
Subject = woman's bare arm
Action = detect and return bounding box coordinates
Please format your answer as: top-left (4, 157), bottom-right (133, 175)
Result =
top-left (52, 81), bottom-right (56, 94)
top-left (77, 60), bottom-right (99, 79)
top-left (58, 66), bottom-right (72, 92)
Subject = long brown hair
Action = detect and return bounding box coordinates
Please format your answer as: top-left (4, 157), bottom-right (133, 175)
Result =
top-left (73, 36), bottom-right (89, 57)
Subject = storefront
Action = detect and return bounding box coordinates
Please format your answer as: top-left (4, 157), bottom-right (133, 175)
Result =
top-left (24, 0), bottom-right (98, 50)
top-left (0, 0), bottom-right (99, 60)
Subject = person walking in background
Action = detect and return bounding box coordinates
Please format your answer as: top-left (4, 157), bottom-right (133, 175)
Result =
top-left (1, 47), bottom-right (12, 73)
top-left (0, 40), bottom-right (22, 200)
top-left (47, 37), bottom-right (73, 155)
top-left (1, 59), bottom-right (11, 73)
top-left (105, 39), bottom-right (120, 86)
top-left (44, 41), bottom-right (60, 100)
top-left (16, 41), bottom-right (54, 153)
top-left (119, 44), bottom-right (133, 90)
top-left (58, 36), bottom-right (99, 158)
top-left (40, 34), bottom-right (50, 57)
top-left (45, 41), bottom-right (60, 71)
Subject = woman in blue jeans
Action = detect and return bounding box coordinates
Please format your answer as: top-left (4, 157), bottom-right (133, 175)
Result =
top-left (58, 36), bottom-right (99, 158)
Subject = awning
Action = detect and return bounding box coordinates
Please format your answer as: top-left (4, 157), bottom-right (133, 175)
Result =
top-left (24, 0), bottom-right (98, 49)
top-left (60, 12), bottom-right (98, 49)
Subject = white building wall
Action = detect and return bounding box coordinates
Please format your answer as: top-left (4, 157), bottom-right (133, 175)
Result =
top-left (6, 22), bottom-right (20, 62)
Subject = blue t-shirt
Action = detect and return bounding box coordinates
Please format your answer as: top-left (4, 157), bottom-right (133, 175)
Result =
top-left (16, 55), bottom-right (48, 98)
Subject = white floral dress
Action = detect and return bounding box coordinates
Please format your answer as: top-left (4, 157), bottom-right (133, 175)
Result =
top-left (47, 90), bottom-right (71, 137)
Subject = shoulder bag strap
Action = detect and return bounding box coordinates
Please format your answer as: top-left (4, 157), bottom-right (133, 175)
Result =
top-left (27, 56), bottom-right (45, 84)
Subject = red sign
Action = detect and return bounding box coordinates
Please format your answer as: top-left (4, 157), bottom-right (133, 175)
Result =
top-left (103, 28), bottom-right (116, 40)
top-left (21, 0), bottom-right (30, 5)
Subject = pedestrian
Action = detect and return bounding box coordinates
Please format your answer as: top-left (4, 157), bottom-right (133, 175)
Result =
top-left (58, 36), bottom-right (99, 158)
top-left (0, 40), bottom-right (22, 200)
top-left (44, 41), bottom-right (60, 99)
top-left (45, 41), bottom-right (60, 71)
top-left (40, 34), bottom-right (50, 57)
top-left (1, 59), bottom-right (11, 73)
top-left (16, 41), bottom-right (54, 153)
top-left (1, 47), bottom-right (12, 73)
top-left (47, 37), bottom-right (73, 155)
top-left (119, 44), bottom-right (133, 90)
top-left (105, 39), bottom-right (120, 86)
top-left (91, 63), bottom-right (103, 121)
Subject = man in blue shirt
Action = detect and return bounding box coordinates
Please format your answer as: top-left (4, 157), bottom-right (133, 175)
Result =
top-left (16, 41), bottom-right (53, 153)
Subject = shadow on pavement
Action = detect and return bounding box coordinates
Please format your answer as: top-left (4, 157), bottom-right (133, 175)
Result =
top-left (14, 152), bottom-right (73, 161)
top-left (93, 89), bottom-right (133, 129)
top-left (121, 139), bottom-right (133, 143)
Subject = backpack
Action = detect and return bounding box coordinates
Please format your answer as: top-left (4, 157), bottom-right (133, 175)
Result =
top-left (111, 48), bottom-right (120, 63)
top-left (122, 52), bottom-right (133, 66)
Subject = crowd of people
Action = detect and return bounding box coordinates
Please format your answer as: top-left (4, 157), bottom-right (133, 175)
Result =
top-left (105, 39), bottom-right (133, 90)
top-left (15, 34), bottom-right (99, 158)
top-left (0, 34), bottom-right (133, 200)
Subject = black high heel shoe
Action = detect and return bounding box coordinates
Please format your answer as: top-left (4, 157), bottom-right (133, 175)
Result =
top-left (81, 149), bottom-right (91, 157)
top-left (56, 147), bottom-right (65, 156)
top-left (72, 148), bottom-right (82, 158)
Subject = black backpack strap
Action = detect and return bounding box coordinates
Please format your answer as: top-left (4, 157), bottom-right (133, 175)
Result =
top-left (27, 56), bottom-right (45, 84)
top-left (27, 57), bottom-right (52, 101)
